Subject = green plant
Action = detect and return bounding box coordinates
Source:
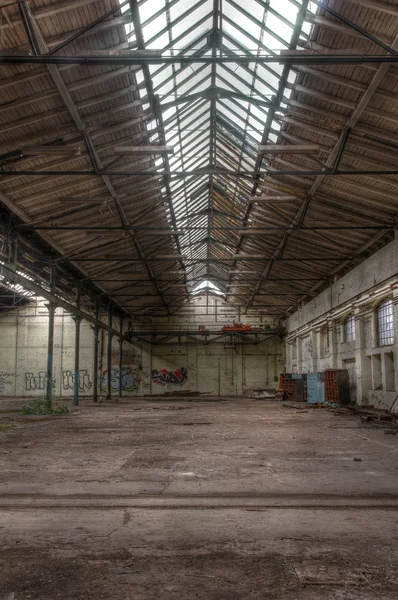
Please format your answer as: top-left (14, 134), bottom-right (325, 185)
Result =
top-left (20, 397), bottom-right (69, 416)
top-left (20, 376), bottom-right (69, 416)
top-left (0, 421), bottom-right (16, 431)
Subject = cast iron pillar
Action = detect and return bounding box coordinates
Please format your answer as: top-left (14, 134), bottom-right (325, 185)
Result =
top-left (106, 306), bottom-right (113, 400)
top-left (118, 316), bottom-right (123, 398)
top-left (73, 287), bottom-right (82, 407)
top-left (10, 236), bottom-right (18, 266)
top-left (45, 265), bottom-right (57, 402)
top-left (93, 299), bottom-right (100, 402)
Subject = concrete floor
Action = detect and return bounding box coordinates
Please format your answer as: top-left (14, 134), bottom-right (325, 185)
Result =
top-left (0, 397), bottom-right (398, 599)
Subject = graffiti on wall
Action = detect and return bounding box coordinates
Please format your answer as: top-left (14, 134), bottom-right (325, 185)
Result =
top-left (25, 372), bottom-right (47, 391)
top-left (151, 367), bottom-right (187, 387)
top-left (0, 371), bottom-right (15, 392)
top-left (303, 337), bottom-right (313, 358)
top-left (62, 370), bottom-right (92, 391)
top-left (100, 367), bottom-right (142, 393)
top-left (323, 328), bottom-right (330, 356)
top-left (25, 369), bottom-right (92, 392)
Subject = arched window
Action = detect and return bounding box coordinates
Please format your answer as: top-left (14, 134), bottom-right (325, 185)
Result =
top-left (344, 315), bottom-right (355, 342)
top-left (377, 299), bottom-right (394, 347)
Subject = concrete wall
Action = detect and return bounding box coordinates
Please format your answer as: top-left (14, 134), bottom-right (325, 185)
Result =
top-left (285, 237), bottom-right (398, 410)
top-left (0, 295), bottom-right (283, 398)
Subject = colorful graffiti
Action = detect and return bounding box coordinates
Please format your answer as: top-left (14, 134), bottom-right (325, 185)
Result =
top-left (100, 367), bottom-right (142, 393)
top-left (151, 367), bottom-right (187, 387)
top-left (62, 370), bottom-right (92, 391)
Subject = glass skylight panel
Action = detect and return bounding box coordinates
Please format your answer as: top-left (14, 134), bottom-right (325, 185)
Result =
top-left (224, 2), bottom-right (262, 39)
top-left (181, 133), bottom-right (210, 156)
top-left (192, 280), bottom-right (224, 295)
top-left (171, 2), bottom-right (212, 39)
top-left (138, 0), bottom-right (164, 24)
top-left (118, 0), bottom-right (309, 294)
top-left (267, 13), bottom-right (293, 43)
top-left (174, 62), bottom-right (209, 85)
top-left (151, 65), bottom-right (174, 87)
top-left (216, 68), bottom-right (251, 95)
top-left (174, 23), bottom-right (212, 50)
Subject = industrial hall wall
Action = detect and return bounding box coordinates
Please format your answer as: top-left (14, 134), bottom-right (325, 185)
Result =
top-left (0, 296), bottom-right (283, 398)
top-left (285, 237), bottom-right (398, 411)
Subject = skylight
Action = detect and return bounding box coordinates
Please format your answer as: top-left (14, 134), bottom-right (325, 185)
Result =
top-left (0, 262), bottom-right (36, 298)
top-left (192, 280), bottom-right (224, 296)
top-left (119, 0), bottom-right (313, 292)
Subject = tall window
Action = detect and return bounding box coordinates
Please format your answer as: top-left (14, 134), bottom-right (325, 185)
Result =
top-left (344, 315), bottom-right (356, 342)
top-left (378, 300), bottom-right (394, 347)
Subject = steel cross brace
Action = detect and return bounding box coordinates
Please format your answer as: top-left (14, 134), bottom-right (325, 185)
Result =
top-left (0, 262), bottom-right (129, 341)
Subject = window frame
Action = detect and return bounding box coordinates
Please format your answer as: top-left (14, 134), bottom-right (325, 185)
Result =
top-left (344, 315), bottom-right (356, 343)
top-left (377, 299), bottom-right (395, 347)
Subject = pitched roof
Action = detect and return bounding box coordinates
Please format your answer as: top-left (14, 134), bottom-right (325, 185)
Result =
top-left (0, 0), bottom-right (397, 318)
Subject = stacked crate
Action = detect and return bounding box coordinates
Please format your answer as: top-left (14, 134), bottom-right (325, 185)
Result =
top-left (278, 373), bottom-right (307, 402)
top-left (324, 370), bottom-right (338, 404)
top-left (279, 370), bottom-right (351, 405)
top-left (307, 372), bottom-right (325, 404)
top-left (324, 369), bottom-right (351, 405)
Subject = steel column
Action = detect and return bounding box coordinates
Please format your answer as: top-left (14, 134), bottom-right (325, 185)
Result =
top-left (118, 316), bottom-right (123, 398)
top-left (10, 236), bottom-right (18, 265)
top-left (45, 265), bottom-right (57, 402)
top-left (73, 287), bottom-right (81, 407)
top-left (106, 306), bottom-right (113, 400)
top-left (0, 262), bottom-right (128, 340)
top-left (92, 299), bottom-right (100, 403)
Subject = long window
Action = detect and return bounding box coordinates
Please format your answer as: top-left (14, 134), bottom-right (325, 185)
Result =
top-left (378, 300), bottom-right (394, 347)
top-left (344, 315), bottom-right (355, 342)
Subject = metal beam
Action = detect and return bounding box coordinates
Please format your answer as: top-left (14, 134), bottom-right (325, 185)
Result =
top-left (129, 0), bottom-right (189, 298)
top-left (64, 256), bottom-right (356, 263)
top-left (258, 144), bottom-right (321, 154)
top-left (311, 0), bottom-right (398, 56)
top-left (114, 145), bottom-right (174, 155)
top-left (129, 329), bottom-right (279, 337)
top-left (17, 0), bottom-right (41, 55)
top-left (17, 225), bottom-right (390, 232)
top-left (48, 0), bottom-right (130, 55)
top-left (3, 53), bottom-right (398, 66)
top-left (347, 0), bottom-right (398, 16)
top-left (248, 196), bottom-right (298, 203)
top-left (244, 27), bottom-right (398, 313)
top-left (0, 262), bottom-right (126, 339)
top-left (160, 85), bottom-right (272, 110)
top-left (4, 167), bottom-right (398, 177)
top-left (24, 2), bottom-right (168, 316)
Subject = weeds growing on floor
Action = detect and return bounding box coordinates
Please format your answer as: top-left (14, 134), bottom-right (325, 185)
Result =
top-left (20, 397), bottom-right (69, 415)
top-left (20, 378), bottom-right (69, 415)
top-left (0, 422), bottom-right (16, 431)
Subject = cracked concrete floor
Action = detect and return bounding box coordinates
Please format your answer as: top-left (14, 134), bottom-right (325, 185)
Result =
top-left (0, 397), bottom-right (398, 599)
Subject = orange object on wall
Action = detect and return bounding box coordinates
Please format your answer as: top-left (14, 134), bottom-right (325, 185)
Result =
top-left (222, 321), bottom-right (252, 332)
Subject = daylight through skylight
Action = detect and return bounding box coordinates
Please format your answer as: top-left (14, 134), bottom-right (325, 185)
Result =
top-left (119, 0), bottom-right (315, 294)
